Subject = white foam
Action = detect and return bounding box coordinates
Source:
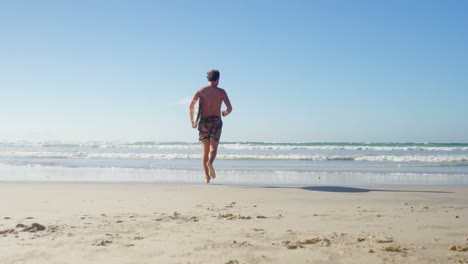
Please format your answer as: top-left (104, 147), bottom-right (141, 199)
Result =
top-left (1, 151), bottom-right (467, 163)
top-left (1, 141), bottom-right (468, 152)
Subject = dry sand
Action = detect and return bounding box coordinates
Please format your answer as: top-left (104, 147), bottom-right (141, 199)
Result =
top-left (0, 183), bottom-right (467, 263)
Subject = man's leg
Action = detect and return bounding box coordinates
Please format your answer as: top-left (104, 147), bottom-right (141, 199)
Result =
top-left (207, 140), bottom-right (219, 179)
top-left (201, 139), bottom-right (211, 183)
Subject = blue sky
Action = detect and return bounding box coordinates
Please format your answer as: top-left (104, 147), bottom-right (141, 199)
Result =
top-left (0, 0), bottom-right (467, 143)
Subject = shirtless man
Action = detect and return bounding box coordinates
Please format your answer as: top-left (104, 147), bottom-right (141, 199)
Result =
top-left (189, 70), bottom-right (232, 183)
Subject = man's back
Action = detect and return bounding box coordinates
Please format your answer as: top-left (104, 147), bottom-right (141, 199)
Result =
top-left (198, 86), bottom-right (227, 117)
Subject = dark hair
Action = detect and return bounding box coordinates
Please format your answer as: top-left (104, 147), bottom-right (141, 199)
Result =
top-left (207, 69), bottom-right (220, 82)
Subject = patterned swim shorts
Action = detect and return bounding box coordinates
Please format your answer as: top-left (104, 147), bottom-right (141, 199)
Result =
top-left (198, 116), bottom-right (223, 141)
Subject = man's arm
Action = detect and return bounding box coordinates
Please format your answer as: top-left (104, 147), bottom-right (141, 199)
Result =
top-left (189, 91), bottom-right (200, 128)
top-left (221, 90), bottom-right (232, 117)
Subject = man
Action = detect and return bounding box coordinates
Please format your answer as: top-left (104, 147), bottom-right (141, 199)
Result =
top-left (189, 69), bottom-right (232, 183)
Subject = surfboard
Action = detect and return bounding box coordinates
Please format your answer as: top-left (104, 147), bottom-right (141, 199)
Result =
top-left (194, 99), bottom-right (201, 129)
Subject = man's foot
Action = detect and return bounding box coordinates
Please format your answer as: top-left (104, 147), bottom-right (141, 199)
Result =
top-left (205, 176), bottom-right (211, 184)
top-left (207, 163), bottom-right (216, 179)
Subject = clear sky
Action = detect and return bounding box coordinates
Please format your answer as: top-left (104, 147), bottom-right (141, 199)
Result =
top-left (1, 0), bottom-right (467, 143)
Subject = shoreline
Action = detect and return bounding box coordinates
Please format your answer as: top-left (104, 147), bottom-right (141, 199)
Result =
top-left (1, 164), bottom-right (467, 186)
top-left (1, 182), bottom-right (467, 263)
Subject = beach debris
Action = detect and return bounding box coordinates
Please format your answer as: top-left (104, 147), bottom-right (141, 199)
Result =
top-left (218, 213), bottom-right (234, 219)
top-left (282, 241), bottom-right (301, 250)
top-left (134, 236), bottom-right (144, 240)
top-left (233, 241), bottom-right (251, 247)
top-left (225, 202), bottom-right (236, 208)
top-left (449, 244), bottom-right (468, 252)
top-left (105, 233), bottom-right (121, 239)
top-left (286, 244), bottom-right (299, 249)
top-left (169, 211), bottom-right (181, 219)
top-left (188, 216), bottom-right (199, 222)
top-left (217, 213), bottom-right (251, 220)
top-left (357, 237), bottom-right (366, 242)
top-left (302, 238), bottom-right (322, 245)
top-left (23, 223), bottom-right (46, 232)
top-left (48, 225), bottom-right (60, 233)
top-left (374, 238), bottom-right (394, 243)
top-left (371, 236), bottom-right (394, 243)
top-left (0, 228), bottom-right (17, 235)
top-left (4, 217), bottom-right (11, 220)
top-left (16, 224), bottom-right (26, 228)
top-left (282, 237), bottom-right (323, 249)
top-left (456, 215), bottom-right (460, 218)
top-left (382, 245), bottom-right (406, 252)
top-left (225, 260), bottom-right (239, 264)
top-left (25, 217), bottom-right (34, 219)
top-left (93, 239), bottom-right (112, 246)
top-left (256, 215), bottom-right (267, 219)
top-left (368, 249), bottom-right (375, 253)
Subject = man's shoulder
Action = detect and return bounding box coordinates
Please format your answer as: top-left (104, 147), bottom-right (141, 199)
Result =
top-left (198, 85), bottom-right (210, 91)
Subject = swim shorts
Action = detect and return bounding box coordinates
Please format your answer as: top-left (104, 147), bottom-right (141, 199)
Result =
top-left (198, 116), bottom-right (223, 141)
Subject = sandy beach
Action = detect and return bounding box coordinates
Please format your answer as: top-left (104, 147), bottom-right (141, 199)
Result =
top-left (0, 183), bottom-right (467, 263)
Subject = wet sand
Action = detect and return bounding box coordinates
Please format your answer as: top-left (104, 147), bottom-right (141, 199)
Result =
top-left (0, 183), bottom-right (467, 263)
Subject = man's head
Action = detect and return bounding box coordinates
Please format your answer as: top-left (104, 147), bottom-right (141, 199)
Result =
top-left (207, 69), bottom-right (220, 83)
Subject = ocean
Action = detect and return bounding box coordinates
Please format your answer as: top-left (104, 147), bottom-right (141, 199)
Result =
top-left (0, 141), bottom-right (467, 185)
